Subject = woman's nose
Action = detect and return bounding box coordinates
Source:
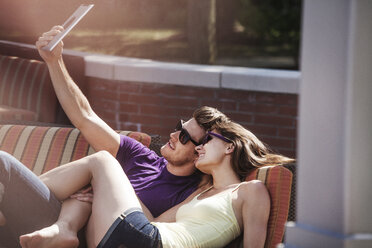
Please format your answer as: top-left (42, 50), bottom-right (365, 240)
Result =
top-left (195, 144), bottom-right (203, 152)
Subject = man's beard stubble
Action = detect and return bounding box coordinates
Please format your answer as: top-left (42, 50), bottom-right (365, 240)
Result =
top-left (160, 145), bottom-right (196, 167)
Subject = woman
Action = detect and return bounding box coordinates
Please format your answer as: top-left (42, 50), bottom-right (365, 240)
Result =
top-left (15, 119), bottom-right (293, 248)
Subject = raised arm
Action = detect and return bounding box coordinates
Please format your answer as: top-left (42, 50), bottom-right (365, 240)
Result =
top-left (36, 26), bottom-right (120, 156)
top-left (240, 181), bottom-right (270, 248)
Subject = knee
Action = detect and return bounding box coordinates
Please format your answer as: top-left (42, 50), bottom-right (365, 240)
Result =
top-left (0, 151), bottom-right (12, 158)
top-left (0, 151), bottom-right (9, 157)
top-left (90, 150), bottom-right (120, 170)
top-left (0, 152), bottom-right (12, 206)
top-left (0, 151), bottom-right (14, 166)
top-left (0, 151), bottom-right (19, 172)
top-left (0, 151), bottom-right (13, 181)
top-left (94, 150), bottom-right (116, 163)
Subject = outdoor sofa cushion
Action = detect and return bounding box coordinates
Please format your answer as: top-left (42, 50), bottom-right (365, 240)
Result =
top-left (0, 124), bottom-right (150, 175)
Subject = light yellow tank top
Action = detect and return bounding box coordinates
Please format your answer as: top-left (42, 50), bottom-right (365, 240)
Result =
top-left (152, 185), bottom-right (241, 248)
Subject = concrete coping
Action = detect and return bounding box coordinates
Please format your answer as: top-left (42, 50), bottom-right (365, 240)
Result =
top-left (0, 40), bottom-right (300, 94)
top-left (76, 51), bottom-right (300, 94)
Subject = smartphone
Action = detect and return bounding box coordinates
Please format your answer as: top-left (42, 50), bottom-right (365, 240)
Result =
top-left (42, 4), bottom-right (94, 51)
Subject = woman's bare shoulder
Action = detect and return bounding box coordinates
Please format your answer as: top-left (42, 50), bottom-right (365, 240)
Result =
top-left (236, 180), bottom-right (269, 203)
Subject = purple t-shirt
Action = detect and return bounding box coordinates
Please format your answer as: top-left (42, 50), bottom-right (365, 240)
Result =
top-left (116, 135), bottom-right (201, 217)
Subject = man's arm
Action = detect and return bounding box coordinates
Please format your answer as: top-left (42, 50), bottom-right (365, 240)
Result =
top-left (36, 26), bottom-right (120, 156)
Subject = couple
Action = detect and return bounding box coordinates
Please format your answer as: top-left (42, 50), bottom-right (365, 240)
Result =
top-left (0, 26), bottom-right (294, 248)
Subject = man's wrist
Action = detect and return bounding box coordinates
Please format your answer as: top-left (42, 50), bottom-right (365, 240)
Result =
top-left (46, 57), bottom-right (64, 69)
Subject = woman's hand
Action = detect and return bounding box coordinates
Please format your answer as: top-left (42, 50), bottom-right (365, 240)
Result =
top-left (70, 186), bottom-right (93, 203)
top-left (35, 26), bottom-right (64, 63)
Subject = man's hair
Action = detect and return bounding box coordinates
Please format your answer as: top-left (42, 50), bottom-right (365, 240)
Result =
top-left (193, 106), bottom-right (230, 132)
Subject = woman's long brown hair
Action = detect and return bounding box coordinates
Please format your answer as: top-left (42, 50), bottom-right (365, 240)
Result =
top-left (214, 121), bottom-right (295, 179)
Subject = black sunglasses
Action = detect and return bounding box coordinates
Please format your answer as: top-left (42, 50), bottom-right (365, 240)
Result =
top-left (175, 120), bottom-right (200, 146)
top-left (202, 131), bottom-right (233, 145)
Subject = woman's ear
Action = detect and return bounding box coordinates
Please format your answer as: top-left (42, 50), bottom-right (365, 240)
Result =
top-left (225, 144), bottom-right (235, 154)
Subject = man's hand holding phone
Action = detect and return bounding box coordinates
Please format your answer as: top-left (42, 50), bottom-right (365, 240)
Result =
top-left (35, 4), bottom-right (93, 63)
top-left (36, 26), bottom-right (64, 63)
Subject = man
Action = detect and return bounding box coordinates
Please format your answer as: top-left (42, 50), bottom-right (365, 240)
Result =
top-left (0, 26), bottom-right (229, 247)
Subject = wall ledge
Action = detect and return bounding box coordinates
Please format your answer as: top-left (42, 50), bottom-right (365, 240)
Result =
top-left (0, 40), bottom-right (300, 94)
top-left (82, 52), bottom-right (300, 94)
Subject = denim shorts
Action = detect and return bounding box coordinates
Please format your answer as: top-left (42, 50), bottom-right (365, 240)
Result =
top-left (97, 208), bottom-right (162, 248)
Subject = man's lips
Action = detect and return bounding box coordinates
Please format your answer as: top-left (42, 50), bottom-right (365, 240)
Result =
top-left (168, 141), bottom-right (175, 150)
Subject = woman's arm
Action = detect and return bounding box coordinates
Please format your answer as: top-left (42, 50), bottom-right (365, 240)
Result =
top-left (240, 181), bottom-right (270, 248)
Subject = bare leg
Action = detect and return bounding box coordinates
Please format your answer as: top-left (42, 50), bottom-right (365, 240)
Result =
top-left (19, 199), bottom-right (91, 248)
top-left (86, 151), bottom-right (142, 247)
top-left (85, 199), bottom-right (153, 248)
top-left (21, 151), bottom-right (142, 248)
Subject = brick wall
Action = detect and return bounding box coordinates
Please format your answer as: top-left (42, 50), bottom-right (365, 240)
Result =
top-left (0, 40), bottom-right (299, 158)
top-left (87, 77), bottom-right (298, 158)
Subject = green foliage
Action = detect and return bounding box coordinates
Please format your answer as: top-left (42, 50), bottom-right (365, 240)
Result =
top-left (238, 0), bottom-right (302, 57)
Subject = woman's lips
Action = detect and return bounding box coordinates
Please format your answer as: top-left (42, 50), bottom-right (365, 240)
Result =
top-left (197, 153), bottom-right (205, 160)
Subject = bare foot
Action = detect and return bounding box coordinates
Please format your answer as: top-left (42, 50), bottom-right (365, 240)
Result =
top-left (19, 221), bottom-right (79, 248)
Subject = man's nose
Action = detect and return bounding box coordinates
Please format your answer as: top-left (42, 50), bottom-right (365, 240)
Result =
top-left (170, 131), bottom-right (179, 140)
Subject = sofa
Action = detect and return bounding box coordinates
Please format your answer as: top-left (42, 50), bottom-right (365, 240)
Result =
top-left (0, 40), bottom-right (86, 125)
top-left (0, 124), bottom-right (293, 248)
top-left (0, 55), bottom-right (57, 123)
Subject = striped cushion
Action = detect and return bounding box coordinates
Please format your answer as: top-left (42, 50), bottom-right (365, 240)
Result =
top-left (0, 55), bottom-right (57, 122)
top-left (225, 165), bottom-right (292, 248)
top-left (0, 124), bottom-right (151, 175)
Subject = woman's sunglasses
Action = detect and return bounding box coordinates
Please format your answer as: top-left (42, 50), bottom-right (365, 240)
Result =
top-left (202, 131), bottom-right (233, 145)
top-left (175, 120), bottom-right (201, 146)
